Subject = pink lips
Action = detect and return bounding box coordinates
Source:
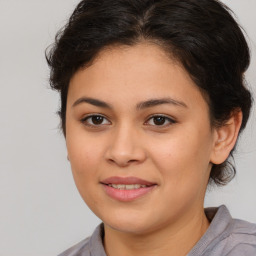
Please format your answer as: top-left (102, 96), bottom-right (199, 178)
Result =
top-left (100, 176), bottom-right (157, 202)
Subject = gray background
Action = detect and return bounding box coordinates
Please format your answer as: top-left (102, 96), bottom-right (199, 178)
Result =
top-left (0, 1), bottom-right (255, 255)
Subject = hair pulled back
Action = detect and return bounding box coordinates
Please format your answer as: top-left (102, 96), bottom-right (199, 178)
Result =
top-left (46, 0), bottom-right (252, 185)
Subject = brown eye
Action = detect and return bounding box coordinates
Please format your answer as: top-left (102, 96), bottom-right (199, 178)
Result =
top-left (146, 115), bottom-right (176, 127)
top-left (91, 116), bottom-right (104, 125)
top-left (153, 116), bottom-right (166, 125)
top-left (81, 115), bottom-right (111, 126)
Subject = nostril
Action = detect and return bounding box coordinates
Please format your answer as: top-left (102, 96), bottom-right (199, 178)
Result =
top-left (105, 142), bottom-right (147, 167)
top-left (107, 157), bottom-right (138, 167)
top-left (128, 159), bottom-right (137, 163)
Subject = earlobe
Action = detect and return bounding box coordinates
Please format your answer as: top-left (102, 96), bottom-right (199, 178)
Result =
top-left (210, 110), bottom-right (243, 165)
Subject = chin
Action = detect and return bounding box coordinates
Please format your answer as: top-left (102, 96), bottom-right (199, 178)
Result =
top-left (106, 221), bottom-right (151, 235)
top-left (101, 210), bottom-right (164, 235)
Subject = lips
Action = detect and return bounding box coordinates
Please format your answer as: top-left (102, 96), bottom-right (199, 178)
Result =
top-left (108, 184), bottom-right (147, 189)
top-left (100, 176), bottom-right (157, 201)
top-left (101, 176), bottom-right (155, 186)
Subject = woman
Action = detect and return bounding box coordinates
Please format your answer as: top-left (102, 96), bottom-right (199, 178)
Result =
top-left (46, 0), bottom-right (256, 255)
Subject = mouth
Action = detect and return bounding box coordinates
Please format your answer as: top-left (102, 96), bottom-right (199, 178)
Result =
top-left (106, 184), bottom-right (148, 190)
top-left (100, 176), bottom-right (157, 201)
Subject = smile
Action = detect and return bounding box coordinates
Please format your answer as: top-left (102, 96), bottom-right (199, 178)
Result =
top-left (107, 184), bottom-right (148, 190)
top-left (101, 176), bottom-right (156, 201)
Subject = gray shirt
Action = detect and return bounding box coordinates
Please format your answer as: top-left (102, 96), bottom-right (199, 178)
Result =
top-left (58, 205), bottom-right (256, 256)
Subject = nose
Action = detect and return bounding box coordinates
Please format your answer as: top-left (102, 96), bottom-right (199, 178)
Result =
top-left (105, 124), bottom-right (147, 167)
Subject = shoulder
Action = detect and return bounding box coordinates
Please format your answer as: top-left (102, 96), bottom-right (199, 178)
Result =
top-left (58, 224), bottom-right (106, 256)
top-left (58, 237), bottom-right (91, 256)
top-left (189, 205), bottom-right (256, 256)
top-left (223, 217), bottom-right (256, 255)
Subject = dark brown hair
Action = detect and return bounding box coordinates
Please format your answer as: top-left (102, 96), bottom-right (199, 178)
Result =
top-left (46, 0), bottom-right (252, 185)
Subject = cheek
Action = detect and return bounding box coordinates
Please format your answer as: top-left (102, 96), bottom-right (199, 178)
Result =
top-left (149, 136), bottom-right (212, 213)
top-left (66, 126), bottom-right (102, 189)
top-left (66, 134), bottom-right (104, 209)
top-left (67, 122), bottom-right (103, 167)
top-left (148, 127), bottom-right (213, 185)
top-left (68, 143), bottom-right (101, 183)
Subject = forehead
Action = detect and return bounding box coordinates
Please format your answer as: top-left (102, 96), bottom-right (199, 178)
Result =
top-left (68, 43), bottom-right (208, 112)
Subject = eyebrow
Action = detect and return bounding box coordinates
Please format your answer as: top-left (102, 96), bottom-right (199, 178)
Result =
top-left (136, 98), bottom-right (187, 110)
top-left (72, 97), bottom-right (112, 109)
top-left (72, 97), bottom-right (187, 109)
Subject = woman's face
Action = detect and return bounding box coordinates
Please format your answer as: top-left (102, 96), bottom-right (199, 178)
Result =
top-left (66, 43), bottom-right (217, 234)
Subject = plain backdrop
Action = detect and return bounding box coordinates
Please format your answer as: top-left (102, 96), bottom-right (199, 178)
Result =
top-left (0, 1), bottom-right (255, 255)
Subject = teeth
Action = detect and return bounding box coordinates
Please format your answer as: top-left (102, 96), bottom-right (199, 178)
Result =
top-left (108, 184), bottom-right (147, 190)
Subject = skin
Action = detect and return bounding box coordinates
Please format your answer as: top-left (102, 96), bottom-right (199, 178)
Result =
top-left (65, 43), bottom-right (242, 256)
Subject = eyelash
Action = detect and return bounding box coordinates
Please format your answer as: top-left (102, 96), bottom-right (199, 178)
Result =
top-left (80, 114), bottom-right (176, 128)
top-left (80, 114), bottom-right (111, 127)
top-left (145, 115), bottom-right (176, 127)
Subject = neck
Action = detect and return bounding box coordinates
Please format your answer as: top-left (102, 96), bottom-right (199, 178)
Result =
top-left (103, 207), bottom-right (210, 256)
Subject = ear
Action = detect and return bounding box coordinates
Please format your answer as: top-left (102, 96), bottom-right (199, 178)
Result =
top-left (210, 110), bottom-right (243, 165)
